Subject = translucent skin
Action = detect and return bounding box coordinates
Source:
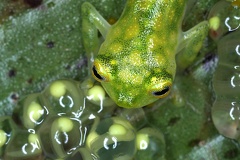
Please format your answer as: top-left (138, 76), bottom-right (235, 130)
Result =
top-left (82, 0), bottom-right (209, 108)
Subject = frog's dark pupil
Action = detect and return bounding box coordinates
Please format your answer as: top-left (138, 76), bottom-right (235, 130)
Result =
top-left (92, 66), bottom-right (105, 81)
top-left (153, 86), bottom-right (169, 96)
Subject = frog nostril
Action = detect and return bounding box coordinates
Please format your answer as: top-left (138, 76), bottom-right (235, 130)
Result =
top-left (92, 65), bottom-right (105, 81)
top-left (152, 86), bottom-right (170, 97)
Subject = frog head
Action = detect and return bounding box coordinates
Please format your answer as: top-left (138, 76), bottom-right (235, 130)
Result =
top-left (91, 51), bottom-right (175, 108)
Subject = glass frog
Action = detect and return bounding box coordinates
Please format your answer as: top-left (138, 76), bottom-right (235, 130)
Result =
top-left (81, 0), bottom-right (209, 108)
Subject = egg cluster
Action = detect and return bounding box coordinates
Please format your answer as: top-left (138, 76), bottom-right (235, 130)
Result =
top-left (0, 79), bottom-right (165, 159)
top-left (212, 31), bottom-right (240, 140)
top-left (209, 1), bottom-right (240, 141)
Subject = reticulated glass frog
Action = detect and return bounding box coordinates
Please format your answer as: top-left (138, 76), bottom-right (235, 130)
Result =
top-left (81, 0), bottom-right (209, 108)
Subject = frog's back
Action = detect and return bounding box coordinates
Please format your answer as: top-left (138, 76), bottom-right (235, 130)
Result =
top-left (118, 0), bottom-right (186, 31)
top-left (100, 0), bottom-right (187, 76)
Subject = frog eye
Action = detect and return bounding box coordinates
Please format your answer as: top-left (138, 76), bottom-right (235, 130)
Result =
top-left (92, 65), bottom-right (107, 82)
top-left (151, 86), bottom-right (171, 98)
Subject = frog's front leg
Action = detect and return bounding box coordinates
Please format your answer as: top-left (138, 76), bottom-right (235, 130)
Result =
top-left (176, 21), bottom-right (209, 69)
top-left (81, 2), bottom-right (114, 106)
top-left (81, 2), bottom-right (110, 88)
top-left (81, 2), bottom-right (110, 77)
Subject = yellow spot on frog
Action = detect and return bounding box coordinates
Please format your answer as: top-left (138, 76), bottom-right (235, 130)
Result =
top-left (148, 34), bottom-right (165, 50)
top-left (153, 16), bottom-right (164, 31)
top-left (151, 77), bottom-right (158, 83)
top-left (118, 69), bottom-right (143, 85)
top-left (138, 0), bottom-right (156, 11)
top-left (109, 43), bottom-right (123, 54)
top-left (110, 59), bottom-right (117, 65)
top-left (125, 23), bottom-right (140, 39)
top-left (164, 47), bottom-right (175, 60)
top-left (169, 31), bottom-right (178, 43)
top-left (155, 54), bottom-right (165, 66)
top-left (124, 51), bottom-right (143, 66)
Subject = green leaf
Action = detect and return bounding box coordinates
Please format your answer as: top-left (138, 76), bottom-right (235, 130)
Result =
top-left (0, 0), bottom-right (125, 115)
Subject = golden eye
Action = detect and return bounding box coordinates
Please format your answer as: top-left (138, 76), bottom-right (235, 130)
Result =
top-left (152, 86), bottom-right (170, 98)
top-left (149, 79), bottom-right (172, 98)
top-left (92, 65), bottom-right (106, 81)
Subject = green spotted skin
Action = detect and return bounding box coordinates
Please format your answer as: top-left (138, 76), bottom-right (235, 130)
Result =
top-left (94, 0), bottom-right (186, 108)
top-left (82, 0), bottom-right (209, 108)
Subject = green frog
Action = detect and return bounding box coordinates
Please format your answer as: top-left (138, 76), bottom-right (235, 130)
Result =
top-left (81, 0), bottom-right (209, 108)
